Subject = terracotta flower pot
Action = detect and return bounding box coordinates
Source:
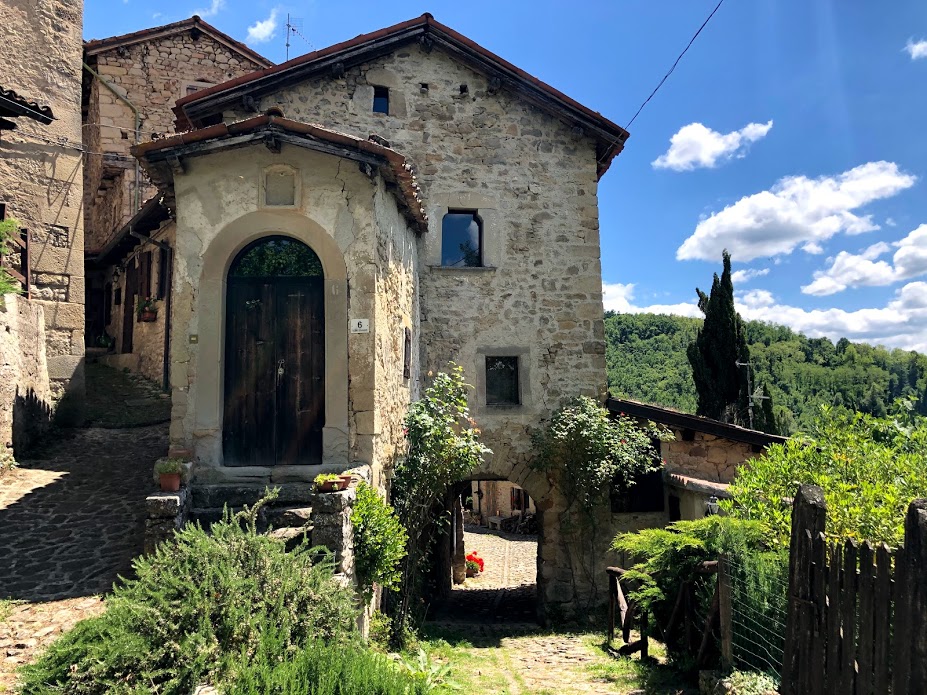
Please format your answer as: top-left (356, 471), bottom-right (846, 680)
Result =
top-left (159, 472), bottom-right (181, 492)
top-left (317, 480), bottom-right (345, 493)
top-left (339, 474), bottom-right (354, 487)
top-left (140, 310), bottom-right (157, 322)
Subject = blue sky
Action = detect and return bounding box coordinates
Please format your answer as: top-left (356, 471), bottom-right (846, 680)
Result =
top-left (85, 1), bottom-right (927, 351)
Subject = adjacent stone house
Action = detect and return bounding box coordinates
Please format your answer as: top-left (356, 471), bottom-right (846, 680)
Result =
top-left (81, 16), bottom-right (271, 382)
top-left (606, 397), bottom-right (787, 523)
top-left (134, 13), bottom-right (630, 620)
top-left (0, 0), bottom-right (86, 451)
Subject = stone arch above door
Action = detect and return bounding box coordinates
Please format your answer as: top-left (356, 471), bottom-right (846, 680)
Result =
top-left (190, 209), bottom-right (349, 480)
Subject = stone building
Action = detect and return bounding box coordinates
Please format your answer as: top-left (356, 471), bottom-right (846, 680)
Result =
top-left (606, 397), bottom-right (787, 523)
top-left (134, 13), bottom-right (632, 620)
top-left (81, 16), bottom-right (271, 381)
top-left (0, 0), bottom-right (86, 446)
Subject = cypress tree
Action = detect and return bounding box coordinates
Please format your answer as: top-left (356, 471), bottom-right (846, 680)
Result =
top-left (687, 250), bottom-right (751, 423)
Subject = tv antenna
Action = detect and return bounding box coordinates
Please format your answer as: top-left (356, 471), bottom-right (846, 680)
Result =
top-left (285, 14), bottom-right (312, 60)
top-left (735, 360), bottom-right (769, 430)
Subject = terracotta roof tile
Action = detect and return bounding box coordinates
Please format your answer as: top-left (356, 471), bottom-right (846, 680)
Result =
top-left (0, 86), bottom-right (54, 123)
top-left (132, 115), bottom-right (428, 233)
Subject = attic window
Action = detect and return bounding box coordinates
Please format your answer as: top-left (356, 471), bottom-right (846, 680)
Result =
top-left (373, 86), bottom-right (389, 114)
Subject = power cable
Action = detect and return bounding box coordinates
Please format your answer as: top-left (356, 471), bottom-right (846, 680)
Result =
top-left (598, 0), bottom-right (727, 163)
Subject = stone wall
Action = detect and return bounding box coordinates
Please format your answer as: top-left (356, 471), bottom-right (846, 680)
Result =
top-left (100, 222), bottom-right (174, 385)
top-left (0, 0), bottom-right (86, 419)
top-left (661, 430), bottom-right (760, 484)
top-left (83, 32), bottom-right (266, 252)
top-left (0, 295), bottom-right (52, 457)
top-left (370, 179), bottom-right (420, 488)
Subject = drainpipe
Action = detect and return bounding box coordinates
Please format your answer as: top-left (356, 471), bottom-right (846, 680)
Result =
top-left (83, 61), bottom-right (142, 211)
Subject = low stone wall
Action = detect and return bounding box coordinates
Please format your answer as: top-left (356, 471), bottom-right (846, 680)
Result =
top-left (0, 295), bottom-right (52, 458)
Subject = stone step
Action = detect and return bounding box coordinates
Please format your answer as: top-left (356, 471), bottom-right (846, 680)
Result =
top-left (263, 505), bottom-right (313, 529)
top-left (190, 483), bottom-right (353, 513)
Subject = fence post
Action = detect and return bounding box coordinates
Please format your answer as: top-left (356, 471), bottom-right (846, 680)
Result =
top-left (781, 484), bottom-right (827, 695)
top-left (893, 499), bottom-right (927, 694)
top-left (718, 553), bottom-right (733, 671)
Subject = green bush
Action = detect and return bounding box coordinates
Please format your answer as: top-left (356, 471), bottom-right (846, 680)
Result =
top-left (532, 395), bottom-right (672, 511)
top-left (351, 481), bottom-right (407, 602)
top-left (0, 218), bottom-right (23, 297)
top-left (20, 495), bottom-right (358, 694)
top-left (223, 629), bottom-right (428, 695)
top-left (726, 401), bottom-right (927, 546)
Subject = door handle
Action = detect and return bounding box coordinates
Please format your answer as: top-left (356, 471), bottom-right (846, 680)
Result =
top-left (277, 359), bottom-right (285, 377)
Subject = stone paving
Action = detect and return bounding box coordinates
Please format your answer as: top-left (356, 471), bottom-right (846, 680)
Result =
top-left (0, 423), bottom-right (166, 688)
top-left (434, 526), bottom-right (539, 623)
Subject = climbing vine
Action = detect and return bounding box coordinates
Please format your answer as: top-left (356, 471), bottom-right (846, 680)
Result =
top-left (531, 396), bottom-right (673, 614)
top-left (389, 364), bottom-right (490, 644)
top-left (0, 218), bottom-right (23, 297)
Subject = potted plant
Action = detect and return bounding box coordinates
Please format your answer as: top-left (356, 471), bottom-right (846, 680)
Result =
top-left (137, 296), bottom-right (158, 322)
top-left (465, 551), bottom-right (484, 577)
top-left (314, 473), bottom-right (347, 493)
top-left (154, 458), bottom-right (184, 492)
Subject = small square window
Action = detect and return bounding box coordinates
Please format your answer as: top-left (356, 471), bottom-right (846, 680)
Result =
top-left (486, 356), bottom-right (520, 406)
top-left (265, 168), bottom-right (296, 207)
top-left (442, 210), bottom-right (483, 267)
top-left (373, 86), bottom-right (389, 114)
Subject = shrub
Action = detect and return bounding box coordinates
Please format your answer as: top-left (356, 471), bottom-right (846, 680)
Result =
top-left (222, 629), bottom-right (428, 695)
top-left (20, 494), bottom-right (358, 694)
top-left (390, 365), bottom-right (490, 643)
top-left (0, 218), bottom-right (23, 297)
top-left (531, 396), bottom-right (672, 511)
top-left (154, 458), bottom-right (184, 475)
top-left (726, 401), bottom-right (927, 546)
top-left (351, 481), bottom-right (407, 602)
top-left (612, 516), bottom-right (787, 666)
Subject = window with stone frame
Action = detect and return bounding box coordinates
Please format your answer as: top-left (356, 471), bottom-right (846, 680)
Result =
top-left (441, 210), bottom-right (483, 267)
top-left (183, 80), bottom-right (214, 98)
top-left (485, 355), bottom-right (520, 406)
top-left (372, 86), bottom-right (389, 114)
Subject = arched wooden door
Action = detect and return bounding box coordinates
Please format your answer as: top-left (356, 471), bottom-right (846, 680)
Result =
top-left (223, 236), bottom-right (324, 466)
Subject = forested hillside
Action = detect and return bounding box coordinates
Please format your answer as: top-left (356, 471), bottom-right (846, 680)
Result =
top-left (605, 312), bottom-right (927, 434)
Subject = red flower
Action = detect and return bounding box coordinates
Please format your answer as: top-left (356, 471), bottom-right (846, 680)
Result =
top-left (466, 551), bottom-right (485, 572)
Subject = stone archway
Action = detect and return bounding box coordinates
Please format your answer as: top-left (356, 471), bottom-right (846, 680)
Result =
top-left (176, 209), bottom-right (350, 480)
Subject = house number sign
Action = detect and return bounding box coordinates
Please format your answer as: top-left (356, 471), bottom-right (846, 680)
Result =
top-left (350, 319), bottom-right (370, 334)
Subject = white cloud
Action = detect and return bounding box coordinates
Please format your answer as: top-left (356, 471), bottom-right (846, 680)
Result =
top-left (603, 282), bottom-right (703, 318)
top-left (905, 39), bottom-right (927, 60)
top-left (802, 225), bottom-right (927, 295)
top-left (730, 267), bottom-right (769, 285)
top-left (652, 120), bottom-right (773, 171)
top-left (676, 161), bottom-right (917, 262)
top-left (193, 0), bottom-right (225, 18)
top-left (246, 8), bottom-right (280, 44)
top-left (737, 283), bottom-right (927, 352)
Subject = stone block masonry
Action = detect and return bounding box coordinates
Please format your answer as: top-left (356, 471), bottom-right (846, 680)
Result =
top-left (0, 0), bottom-right (86, 421)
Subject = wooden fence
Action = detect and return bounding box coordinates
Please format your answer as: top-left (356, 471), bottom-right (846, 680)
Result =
top-left (782, 485), bottom-right (927, 694)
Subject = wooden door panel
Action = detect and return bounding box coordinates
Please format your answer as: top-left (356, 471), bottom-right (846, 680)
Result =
top-left (275, 278), bottom-right (324, 465)
top-left (223, 281), bottom-right (276, 466)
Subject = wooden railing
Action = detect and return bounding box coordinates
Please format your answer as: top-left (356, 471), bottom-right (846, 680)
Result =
top-left (607, 559), bottom-right (733, 668)
top-left (0, 225), bottom-right (30, 298)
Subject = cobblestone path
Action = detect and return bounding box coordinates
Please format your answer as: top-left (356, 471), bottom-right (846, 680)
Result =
top-left (434, 527), bottom-right (539, 623)
top-left (0, 423), bottom-right (166, 687)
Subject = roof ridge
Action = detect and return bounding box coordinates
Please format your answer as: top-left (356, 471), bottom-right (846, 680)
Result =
top-left (84, 15), bottom-right (273, 68)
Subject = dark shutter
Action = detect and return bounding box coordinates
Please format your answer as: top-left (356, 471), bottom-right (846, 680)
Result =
top-left (403, 327), bottom-right (411, 379)
top-left (157, 247), bottom-right (169, 299)
top-left (104, 283), bottom-right (112, 325)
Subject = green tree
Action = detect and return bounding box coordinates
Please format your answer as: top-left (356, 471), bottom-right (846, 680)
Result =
top-left (687, 250), bottom-right (751, 423)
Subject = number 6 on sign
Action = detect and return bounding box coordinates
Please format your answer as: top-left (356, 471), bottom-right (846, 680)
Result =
top-left (350, 318), bottom-right (369, 334)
